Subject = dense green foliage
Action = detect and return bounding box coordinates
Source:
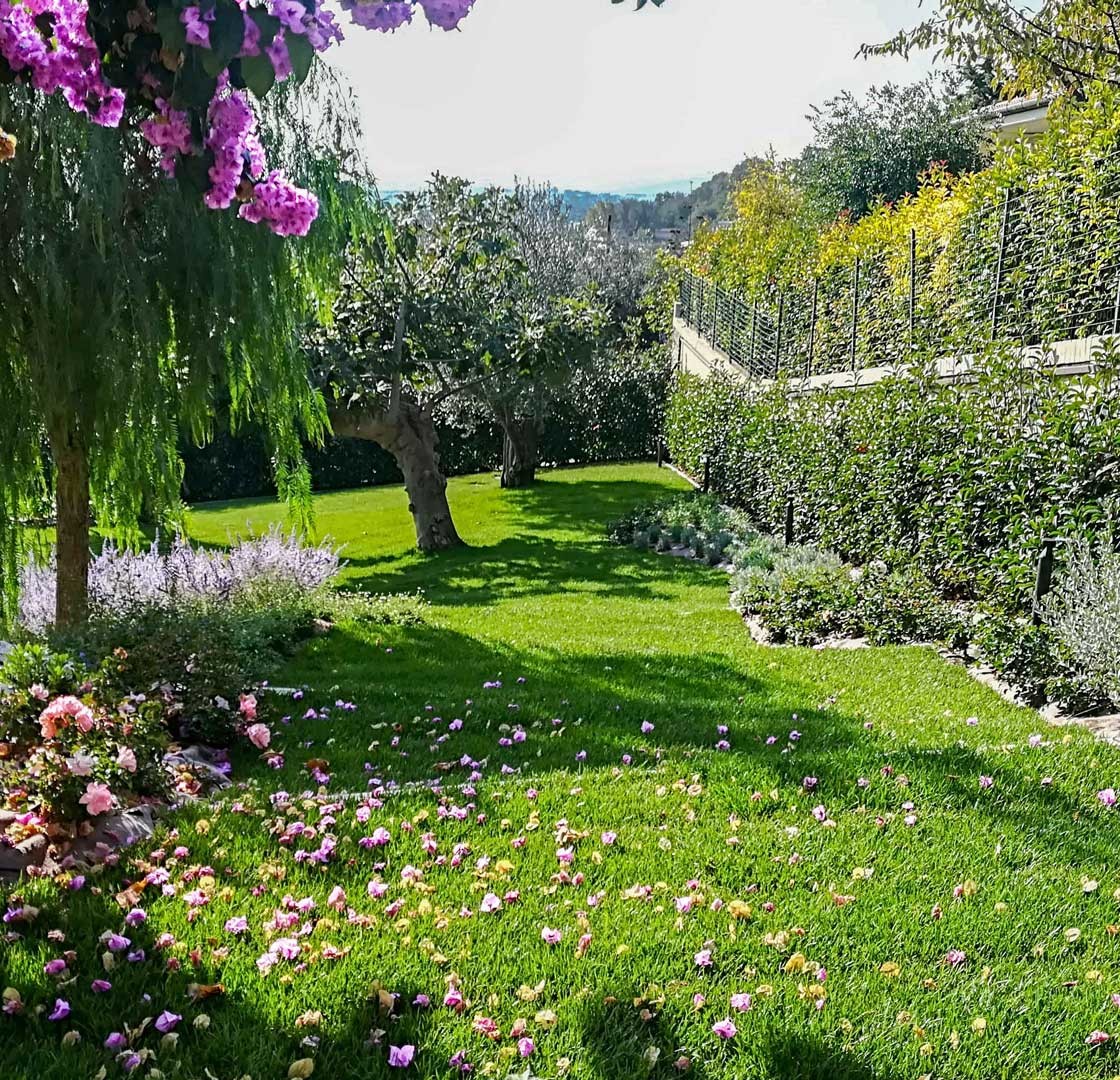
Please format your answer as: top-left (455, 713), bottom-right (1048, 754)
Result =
top-left (665, 343), bottom-right (1120, 612)
top-left (794, 78), bottom-right (985, 220)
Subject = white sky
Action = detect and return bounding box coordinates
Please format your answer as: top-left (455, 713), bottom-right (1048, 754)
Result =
top-left (329, 0), bottom-right (932, 193)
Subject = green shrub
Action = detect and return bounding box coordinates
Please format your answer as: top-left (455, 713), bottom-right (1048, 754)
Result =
top-left (853, 563), bottom-right (967, 648)
top-left (667, 340), bottom-right (1120, 611)
top-left (1041, 539), bottom-right (1120, 708)
top-left (733, 549), bottom-right (856, 645)
top-left (972, 613), bottom-right (1108, 714)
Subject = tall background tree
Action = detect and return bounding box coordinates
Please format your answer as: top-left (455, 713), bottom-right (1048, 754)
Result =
top-left (0, 80), bottom-right (359, 626)
top-left (315, 177), bottom-right (529, 551)
top-left (795, 77), bottom-right (986, 220)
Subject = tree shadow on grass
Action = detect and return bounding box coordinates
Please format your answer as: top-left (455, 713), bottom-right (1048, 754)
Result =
top-left (342, 535), bottom-right (718, 608)
top-left (493, 469), bottom-right (685, 536)
top-left (276, 617), bottom-right (1120, 871)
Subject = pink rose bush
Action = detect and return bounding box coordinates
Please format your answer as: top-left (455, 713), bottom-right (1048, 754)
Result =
top-left (0, 646), bottom-right (170, 831)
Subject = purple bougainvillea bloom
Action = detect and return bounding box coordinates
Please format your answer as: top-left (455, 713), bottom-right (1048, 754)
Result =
top-left (154, 1010), bottom-right (181, 1033)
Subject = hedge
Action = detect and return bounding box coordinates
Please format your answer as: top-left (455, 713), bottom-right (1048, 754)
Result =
top-left (665, 342), bottom-right (1120, 610)
top-left (181, 348), bottom-right (671, 503)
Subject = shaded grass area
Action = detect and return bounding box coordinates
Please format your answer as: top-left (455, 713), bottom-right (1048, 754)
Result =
top-left (3, 464), bottom-right (1120, 1079)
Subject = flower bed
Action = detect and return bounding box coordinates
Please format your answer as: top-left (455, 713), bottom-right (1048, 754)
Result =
top-left (609, 492), bottom-right (964, 648)
top-left (1, 531), bottom-right (426, 868)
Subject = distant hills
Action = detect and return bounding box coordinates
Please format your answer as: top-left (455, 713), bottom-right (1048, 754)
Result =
top-left (565, 157), bottom-right (761, 235)
top-left (382, 160), bottom-right (757, 236)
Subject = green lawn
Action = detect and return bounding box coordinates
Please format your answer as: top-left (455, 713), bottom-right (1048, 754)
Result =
top-left (4, 463), bottom-right (1120, 1079)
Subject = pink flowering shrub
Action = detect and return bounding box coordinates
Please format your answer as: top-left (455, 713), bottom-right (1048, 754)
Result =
top-left (0, 645), bottom-right (169, 826)
top-left (0, 0), bottom-right (478, 234)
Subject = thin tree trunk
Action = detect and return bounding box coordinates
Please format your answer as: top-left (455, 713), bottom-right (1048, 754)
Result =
top-left (48, 419), bottom-right (91, 628)
top-left (500, 418), bottom-right (540, 489)
top-left (330, 399), bottom-right (462, 552)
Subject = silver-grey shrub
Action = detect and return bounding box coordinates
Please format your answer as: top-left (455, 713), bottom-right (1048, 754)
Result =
top-left (1043, 539), bottom-right (1120, 707)
top-left (19, 526), bottom-right (342, 635)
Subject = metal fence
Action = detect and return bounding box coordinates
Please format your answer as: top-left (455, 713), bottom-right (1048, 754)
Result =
top-left (677, 149), bottom-right (1120, 379)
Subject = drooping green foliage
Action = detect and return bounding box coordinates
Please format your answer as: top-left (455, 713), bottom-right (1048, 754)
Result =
top-left (0, 80), bottom-right (361, 622)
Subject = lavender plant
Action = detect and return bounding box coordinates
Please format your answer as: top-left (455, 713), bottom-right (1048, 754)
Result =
top-left (18, 527), bottom-right (342, 634)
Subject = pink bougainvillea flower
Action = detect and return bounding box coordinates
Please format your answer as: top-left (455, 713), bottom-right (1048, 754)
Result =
top-left (388, 1044), bottom-right (415, 1067)
top-left (246, 723), bottom-right (272, 749)
top-left (79, 782), bottom-right (115, 816)
top-left (712, 1018), bottom-right (737, 1039)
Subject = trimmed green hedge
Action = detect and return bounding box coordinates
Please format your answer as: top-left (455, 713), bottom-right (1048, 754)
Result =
top-left (665, 342), bottom-right (1120, 610)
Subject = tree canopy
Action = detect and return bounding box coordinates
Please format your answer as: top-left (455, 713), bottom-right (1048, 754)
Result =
top-left (795, 78), bottom-right (986, 220)
top-left (863, 0), bottom-right (1120, 97)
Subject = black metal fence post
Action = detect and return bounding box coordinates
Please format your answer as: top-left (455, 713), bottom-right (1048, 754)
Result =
top-left (775, 292), bottom-right (785, 376)
top-left (807, 280), bottom-right (818, 378)
top-left (991, 189), bottom-right (1010, 340)
top-left (908, 227), bottom-right (917, 354)
top-left (850, 256), bottom-right (861, 374)
top-left (1032, 537), bottom-right (1059, 626)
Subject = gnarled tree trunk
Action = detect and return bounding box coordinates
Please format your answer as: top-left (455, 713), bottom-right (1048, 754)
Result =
top-left (47, 417), bottom-right (90, 629)
top-left (330, 399), bottom-right (462, 552)
top-left (500, 418), bottom-right (540, 489)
